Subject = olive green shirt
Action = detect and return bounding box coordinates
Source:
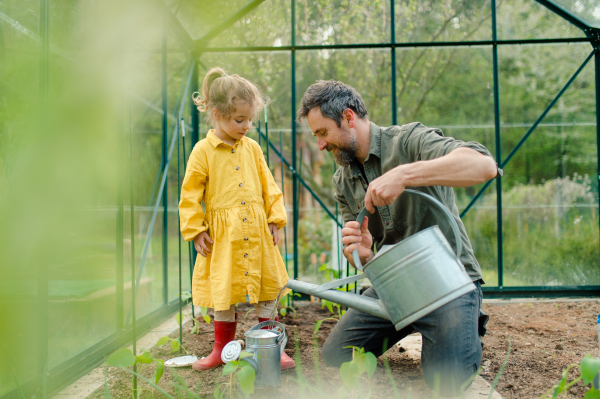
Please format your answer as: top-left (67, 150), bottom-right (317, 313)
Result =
top-left (333, 122), bottom-right (500, 282)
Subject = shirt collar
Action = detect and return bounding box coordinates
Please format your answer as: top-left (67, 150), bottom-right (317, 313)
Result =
top-left (206, 129), bottom-right (241, 148)
top-left (349, 121), bottom-right (381, 178)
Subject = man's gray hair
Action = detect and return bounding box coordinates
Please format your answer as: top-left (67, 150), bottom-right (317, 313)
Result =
top-left (297, 80), bottom-right (368, 127)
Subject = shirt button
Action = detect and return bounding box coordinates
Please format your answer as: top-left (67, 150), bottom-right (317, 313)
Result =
top-left (231, 149), bottom-right (235, 153)
top-left (239, 183), bottom-right (243, 187)
top-left (244, 253), bottom-right (248, 258)
top-left (244, 237), bottom-right (248, 241)
top-left (386, 222), bottom-right (390, 226)
top-left (236, 166), bottom-right (240, 170)
top-left (243, 218), bottom-right (247, 222)
top-left (241, 201), bottom-right (245, 205)
top-left (244, 271), bottom-right (248, 276)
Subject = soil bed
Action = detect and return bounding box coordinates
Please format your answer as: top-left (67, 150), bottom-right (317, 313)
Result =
top-left (93, 299), bottom-right (599, 399)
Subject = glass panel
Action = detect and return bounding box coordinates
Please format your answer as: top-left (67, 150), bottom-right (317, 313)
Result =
top-left (177, 0), bottom-right (291, 46)
top-left (296, 0), bottom-right (391, 45)
top-left (496, 0), bottom-right (586, 40)
top-left (395, 0), bottom-right (492, 43)
top-left (499, 43), bottom-right (598, 286)
top-left (545, 0), bottom-right (600, 29)
top-left (0, 1), bottom-right (41, 392)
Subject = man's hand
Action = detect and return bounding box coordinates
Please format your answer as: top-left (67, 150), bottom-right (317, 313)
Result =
top-left (269, 223), bottom-right (279, 246)
top-left (364, 166), bottom-right (407, 213)
top-left (194, 231), bottom-right (213, 257)
top-left (341, 217), bottom-right (374, 268)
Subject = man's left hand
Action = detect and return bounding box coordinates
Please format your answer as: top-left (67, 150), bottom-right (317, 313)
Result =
top-left (364, 166), bottom-right (406, 213)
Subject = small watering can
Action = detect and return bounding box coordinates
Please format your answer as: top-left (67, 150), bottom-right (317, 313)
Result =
top-left (286, 189), bottom-right (475, 331)
top-left (221, 320), bottom-right (288, 389)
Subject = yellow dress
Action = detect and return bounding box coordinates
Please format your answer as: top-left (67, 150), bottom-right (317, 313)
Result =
top-left (179, 130), bottom-right (290, 311)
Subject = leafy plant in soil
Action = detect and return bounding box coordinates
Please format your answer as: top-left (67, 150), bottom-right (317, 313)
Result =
top-left (337, 346), bottom-right (377, 398)
top-left (214, 352), bottom-right (257, 399)
top-left (180, 291), bottom-right (210, 335)
top-left (538, 356), bottom-right (600, 399)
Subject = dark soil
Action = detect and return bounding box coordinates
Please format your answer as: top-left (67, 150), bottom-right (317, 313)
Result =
top-left (92, 299), bottom-right (600, 399)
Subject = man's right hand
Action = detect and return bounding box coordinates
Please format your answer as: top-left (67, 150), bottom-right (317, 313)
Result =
top-left (341, 217), bottom-right (374, 269)
top-left (194, 231), bottom-right (213, 257)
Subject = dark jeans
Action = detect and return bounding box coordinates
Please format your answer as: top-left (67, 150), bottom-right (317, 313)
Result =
top-left (322, 282), bottom-right (483, 397)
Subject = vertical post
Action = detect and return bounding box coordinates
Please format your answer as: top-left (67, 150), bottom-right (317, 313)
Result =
top-left (190, 56), bottom-right (199, 271)
top-left (265, 107), bottom-right (270, 166)
top-left (129, 103), bottom-right (138, 398)
top-left (491, 0), bottom-right (503, 289)
top-left (161, 28), bottom-right (169, 304)
top-left (291, 0), bottom-right (299, 280)
top-left (178, 117), bottom-right (182, 353)
top-left (117, 82), bottom-right (124, 335)
top-left (280, 130), bottom-right (288, 275)
top-left (390, 0), bottom-right (397, 126)
top-left (38, 0), bottom-right (49, 395)
top-left (595, 44), bottom-right (600, 260)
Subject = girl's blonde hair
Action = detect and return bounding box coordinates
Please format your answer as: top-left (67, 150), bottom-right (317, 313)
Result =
top-left (192, 67), bottom-right (267, 122)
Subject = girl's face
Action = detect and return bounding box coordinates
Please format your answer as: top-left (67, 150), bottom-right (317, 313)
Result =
top-left (213, 101), bottom-right (256, 145)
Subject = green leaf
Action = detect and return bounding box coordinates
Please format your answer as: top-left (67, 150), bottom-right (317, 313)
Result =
top-left (175, 312), bottom-right (183, 326)
top-left (364, 352), bottom-right (377, 378)
top-left (156, 336), bottom-right (170, 346)
top-left (280, 308), bottom-right (287, 317)
top-left (337, 386), bottom-right (350, 398)
top-left (314, 319), bottom-right (324, 335)
top-left (552, 377), bottom-right (566, 398)
top-left (585, 388), bottom-right (600, 399)
top-left (200, 306), bottom-right (208, 316)
top-left (135, 351), bottom-right (154, 364)
top-left (581, 356), bottom-right (600, 385)
top-left (237, 364), bottom-right (256, 394)
top-left (106, 348), bottom-right (136, 368)
top-left (318, 264), bottom-right (328, 272)
top-left (239, 351), bottom-right (254, 359)
top-left (190, 325), bottom-right (199, 334)
top-left (154, 359), bottom-right (164, 384)
top-left (180, 292), bottom-right (192, 301)
top-left (203, 315), bottom-right (211, 324)
top-left (326, 301), bottom-right (334, 314)
top-left (170, 339), bottom-right (181, 353)
top-left (222, 361), bottom-right (238, 376)
top-left (340, 361), bottom-right (360, 390)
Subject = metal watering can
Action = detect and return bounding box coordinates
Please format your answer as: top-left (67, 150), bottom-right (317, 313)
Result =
top-left (286, 189), bottom-right (475, 331)
top-left (221, 320), bottom-right (288, 389)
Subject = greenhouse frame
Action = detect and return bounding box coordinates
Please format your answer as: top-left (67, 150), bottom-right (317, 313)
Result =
top-left (0, 0), bottom-right (599, 396)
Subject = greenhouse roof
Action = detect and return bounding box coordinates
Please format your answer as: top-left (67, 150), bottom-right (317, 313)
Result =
top-left (161, 0), bottom-right (600, 50)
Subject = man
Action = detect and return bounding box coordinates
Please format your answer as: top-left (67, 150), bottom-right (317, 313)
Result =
top-left (297, 80), bottom-right (500, 395)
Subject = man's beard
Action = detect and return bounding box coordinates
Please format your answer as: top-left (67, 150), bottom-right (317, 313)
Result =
top-left (329, 127), bottom-right (358, 167)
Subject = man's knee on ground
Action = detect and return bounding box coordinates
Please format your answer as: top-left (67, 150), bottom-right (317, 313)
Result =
top-left (321, 337), bottom-right (352, 368)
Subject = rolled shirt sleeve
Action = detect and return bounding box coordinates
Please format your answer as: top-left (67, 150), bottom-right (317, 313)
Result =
top-left (401, 122), bottom-right (502, 177)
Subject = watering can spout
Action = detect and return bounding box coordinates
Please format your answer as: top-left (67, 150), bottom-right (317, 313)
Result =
top-left (286, 279), bottom-right (391, 321)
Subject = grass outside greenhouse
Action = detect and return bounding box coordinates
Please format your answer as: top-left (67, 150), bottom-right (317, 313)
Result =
top-left (1, 0), bottom-right (600, 397)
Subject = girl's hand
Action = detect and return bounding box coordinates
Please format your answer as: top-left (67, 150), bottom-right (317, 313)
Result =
top-left (341, 216), bottom-right (374, 268)
top-left (194, 232), bottom-right (213, 257)
top-left (268, 223), bottom-right (279, 246)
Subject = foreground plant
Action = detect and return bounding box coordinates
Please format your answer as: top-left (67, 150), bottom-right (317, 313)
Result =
top-left (180, 291), bottom-right (211, 334)
top-left (338, 346), bottom-right (377, 398)
top-left (538, 355), bottom-right (600, 399)
top-left (214, 352), bottom-right (256, 399)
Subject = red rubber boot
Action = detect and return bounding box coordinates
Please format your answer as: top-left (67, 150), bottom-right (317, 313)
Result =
top-left (192, 320), bottom-right (237, 371)
top-left (258, 316), bottom-right (296, 370)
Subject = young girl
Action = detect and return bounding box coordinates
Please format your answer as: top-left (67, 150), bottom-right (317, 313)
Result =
top-left (179, 67), bottom-right (294, 372)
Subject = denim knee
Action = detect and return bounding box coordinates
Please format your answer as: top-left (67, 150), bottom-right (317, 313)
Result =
top-left (321, 335), bottom-right (352, 368)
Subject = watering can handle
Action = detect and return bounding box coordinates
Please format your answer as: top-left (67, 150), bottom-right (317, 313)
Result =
top-left (352, 189), bottom-right (463, 272)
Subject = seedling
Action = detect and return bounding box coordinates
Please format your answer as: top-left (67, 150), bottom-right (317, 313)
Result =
top-left (180, 291), bottom-right (210, 335)
top-left (337, 346), bottom-right (377, 398)
top-left (538, 355), bottom-right (600, 399)
top-left (214, 351), bottom-right (256, 399)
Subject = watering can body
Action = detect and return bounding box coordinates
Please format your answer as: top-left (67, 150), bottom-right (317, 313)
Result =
top-left (286, 189), bottom-right (475, 331)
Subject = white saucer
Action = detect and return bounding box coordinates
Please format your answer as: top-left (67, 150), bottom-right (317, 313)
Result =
top-left (164, 355), bottom-right (199, 367)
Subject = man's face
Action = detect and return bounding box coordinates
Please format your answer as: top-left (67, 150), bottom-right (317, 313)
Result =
top-left (307, 107), bottom-right (358, 167)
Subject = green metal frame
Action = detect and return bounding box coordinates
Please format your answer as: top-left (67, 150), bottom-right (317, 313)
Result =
top-left (8, 1), bottom-right (600, 398)
top-left (195, 0), bottom-right (600, 300)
